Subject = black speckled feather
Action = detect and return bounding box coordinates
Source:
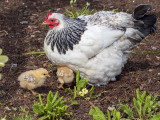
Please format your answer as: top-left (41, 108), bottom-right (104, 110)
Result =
top-left (46, 16), bottom-right (87, 54)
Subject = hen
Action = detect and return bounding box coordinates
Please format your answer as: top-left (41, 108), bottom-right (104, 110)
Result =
top-left (43, 5), bottom-right (157, 86)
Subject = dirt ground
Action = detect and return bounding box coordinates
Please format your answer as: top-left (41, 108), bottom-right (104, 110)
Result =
top-left (0, 0), bottom-right (160, 119)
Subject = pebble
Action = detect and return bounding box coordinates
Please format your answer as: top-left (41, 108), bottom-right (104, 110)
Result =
top-left (0, 94), bottom-right (3, 98)
top-left (31, 35), bottom-right (35, 38)
top-left (56, 8), bottom-right (61, 12)
top-left (4, 106), bottom-right (11, 111)
top-left (10, 63), bottom-right (17, 70)
top-left (108, 105), bottom-right (115, 111)
top-left (151, 46), bottom-right (157, 50)
top-left (20, 21), bottom-right (28, 24)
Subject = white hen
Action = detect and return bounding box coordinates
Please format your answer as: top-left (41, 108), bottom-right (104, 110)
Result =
top-left (43, 5), bottom-right (157, 86)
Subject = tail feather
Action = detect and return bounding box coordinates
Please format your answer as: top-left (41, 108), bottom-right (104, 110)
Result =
top-left (133, 4), bottom-right (152, 19)
top-left (132, 4), bottom-right (157, 37)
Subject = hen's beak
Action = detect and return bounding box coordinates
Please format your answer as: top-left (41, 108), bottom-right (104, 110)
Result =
top-left (42, 21), bottom-right (48, 25)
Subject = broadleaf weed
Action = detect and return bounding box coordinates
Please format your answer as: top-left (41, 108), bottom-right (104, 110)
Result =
top-left (33, 91), bottom-right (72, 120)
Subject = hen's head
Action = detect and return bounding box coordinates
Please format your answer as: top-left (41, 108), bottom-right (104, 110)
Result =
top-left (42, 13), bottom-right (65, 29)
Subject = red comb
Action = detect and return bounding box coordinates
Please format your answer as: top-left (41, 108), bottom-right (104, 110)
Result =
top-left (45, 13), bottom-right (52, 21)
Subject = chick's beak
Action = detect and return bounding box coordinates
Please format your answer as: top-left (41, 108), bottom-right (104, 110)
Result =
top-left (46, 74), bottom-right (50, 77)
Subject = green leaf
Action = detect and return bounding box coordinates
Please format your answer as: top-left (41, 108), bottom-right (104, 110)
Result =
top-left (74, 86), bottom-right (77, 99)
top-left (141, 91), bottom-right (146, 102)
top-left (0, 56), bottom-right (8, 69)
top-left (46, 99), bottom-right (52, 112)
top-left (0, 63), bottom-right (5, 67)
top-left (107, 110), bottom-right (111, 120)
top-left (119, 104), bottom-right (133, 119)
top-left (38, 94), bottom-right (44, 106)
top-left (94, 93), bottom-right (102, 98)
top-left (52, 91), bottom-right (58, 104)
top-left (133, 98), bottom-right (142, 119)
top-left (52, 96), bottom-right (64, 108)
top-left (151, 113), bottom-right (160, 120)
top-left (33, 104), bottom-right (43, 114)
top-left (46, 91), bottom-right (54, 112)
top-left (70, 100), bottom-right (78, 106)
top-left (0, 55), bottom-right (8, 67)
top-left (65, 88), bottom-right (73, 95)
top-left (136, 88), bottom-right (141, 101)
top-left (38, 115), bottom-right (49, 120)
top-left (76, 70), bottom-right (80, 86)
top-left (143, 96), bottom-right (150, 116)
top-left (77, 76), bottom-right (88, 93)
top-left (0, 74), bottom-right (2, 80)
top-left (89, 107), bottom-right (106, 120)
top-left (89, 86), bottom-right (94, 97)
top-left (116, 112), bottom-right (121, 120)
top-left (0, 49), bottom-right (2, 55)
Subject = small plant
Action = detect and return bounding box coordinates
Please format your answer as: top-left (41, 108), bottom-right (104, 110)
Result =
top-left (0, 48), bottom-right (8, 80)
top-left (12, 106), bottom-right (33, 120)
top-left (89, 88), bottom-right (160, 120)
top-left (33, 91), bottom-right (72, 120)
top-left (65, 70), bottom-right (89, 99)
top-left (89, 106), bottom-right (106, 120)
top-left (89, 106), bottom-right (122, 120)
top-left (107, 109), bottom-right (121, 120)
top-left (73, 70), bottom-right (94, 99)
top-left (65, 0), bottom-right (96, 18)
top-left (65, 70), bottom-right (94, 106)
top-left (119, 88), bottom-right (160, 120)
top-left (13, 114), bottom-right (33, 120)
top-left (118, 104), bottom-right (134, 119)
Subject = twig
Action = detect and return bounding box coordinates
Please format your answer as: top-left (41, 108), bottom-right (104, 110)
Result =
top-left (0, 30), bottom-right (8, 37)
top-left (89, 101), bottom-right (96, 108)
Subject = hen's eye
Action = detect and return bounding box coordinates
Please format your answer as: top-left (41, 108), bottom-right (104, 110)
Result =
top-left (51, 19), bottom-right (54, 22)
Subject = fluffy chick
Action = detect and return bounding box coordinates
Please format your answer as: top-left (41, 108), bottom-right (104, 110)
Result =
top-left (18, 68), bottom-right (50, 95)
top-left (57, 66), bottom-right (74, 89)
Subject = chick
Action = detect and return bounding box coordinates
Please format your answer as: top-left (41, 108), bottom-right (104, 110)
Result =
top-left (18, 68), bottom-right (50, 95)
top-left (57, 66), bottom-right (74, 89)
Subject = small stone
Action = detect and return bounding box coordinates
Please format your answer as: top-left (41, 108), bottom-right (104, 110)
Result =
top-left (56, 8), bottom-right (61, 12)
top-left (0, 94), bottom-right (3, 98)
top-left (31, 35), bottom-right (35, 38)
top-left (149, 69), bottom-right (153, 72)
top-left (73, 3), bottom-right (77, 7)
top-left (10, 63), bottom-right (17, 70)
top-left (108, 105), bottom-right (115, 111)
top-left (151, 46), bottom-right (157, 50)
top-left (20, 21), bottom-right (28, 24)
top-left (5, 106), bottom-right (11, 111)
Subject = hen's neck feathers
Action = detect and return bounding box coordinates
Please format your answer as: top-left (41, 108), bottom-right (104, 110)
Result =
top-left (45, 15), bottom-right (87, 54)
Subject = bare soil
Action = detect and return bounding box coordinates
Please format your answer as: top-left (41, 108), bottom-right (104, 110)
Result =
top-left (0, 0), bottom-right (160, 119)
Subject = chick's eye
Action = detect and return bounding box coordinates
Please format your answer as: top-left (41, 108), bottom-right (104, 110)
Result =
top-left (43, 74), bottom-right (46, 75)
